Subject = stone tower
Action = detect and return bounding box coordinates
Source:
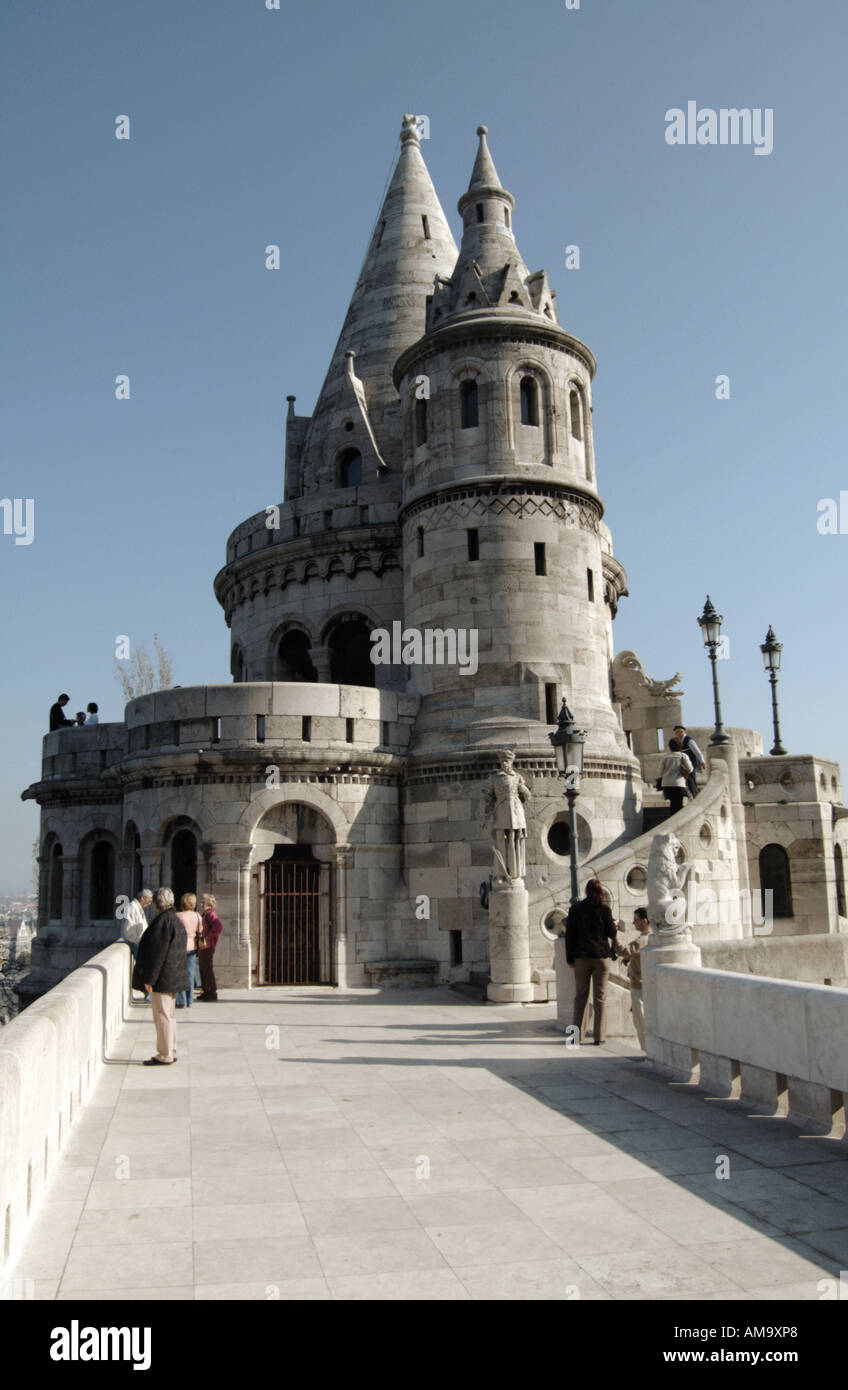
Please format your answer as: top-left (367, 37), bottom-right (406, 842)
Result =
top-left (394, 127), bottom-right (640, 974)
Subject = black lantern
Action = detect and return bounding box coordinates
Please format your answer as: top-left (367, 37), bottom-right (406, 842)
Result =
top-left (760, 625), bottom-right (786, 756)
top-left (697, 596), bottom-right (730, 745)
top-left (549, 698), bottom-right (588, 903)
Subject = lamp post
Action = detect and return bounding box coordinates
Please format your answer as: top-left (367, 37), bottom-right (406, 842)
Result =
top-left (697, 596), bottom-right (730, 745)
top-left (760, 625), bottom-right (787, 756)
top-left (549, 698), bottom-right (588, 904)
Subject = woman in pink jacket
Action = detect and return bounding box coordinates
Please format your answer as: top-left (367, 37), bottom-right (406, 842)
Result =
top-left (197, 893), bottom-right (223, 1002)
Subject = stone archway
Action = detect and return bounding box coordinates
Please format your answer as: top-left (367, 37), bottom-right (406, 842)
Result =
top-left (251, 800), bottom-right (339, 986)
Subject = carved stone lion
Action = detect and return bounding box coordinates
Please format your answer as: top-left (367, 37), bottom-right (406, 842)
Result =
top-left (647, 831), bottom-right (692, 939)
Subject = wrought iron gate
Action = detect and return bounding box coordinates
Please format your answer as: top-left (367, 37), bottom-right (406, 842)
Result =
top-left (259, 847), bottom-right (323, 985)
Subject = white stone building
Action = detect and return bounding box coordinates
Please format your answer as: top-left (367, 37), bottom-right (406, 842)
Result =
top-left (20, 117), bottom-right (848, 1002)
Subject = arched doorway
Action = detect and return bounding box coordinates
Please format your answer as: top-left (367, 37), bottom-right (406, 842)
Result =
top-left (259, 844), bottom-right (322, 985)
top-left (170, 828), bottom-right (198, 906)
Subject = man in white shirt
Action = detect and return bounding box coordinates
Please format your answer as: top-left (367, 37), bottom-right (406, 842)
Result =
top-left (123, 889), bottom-right (153, 998)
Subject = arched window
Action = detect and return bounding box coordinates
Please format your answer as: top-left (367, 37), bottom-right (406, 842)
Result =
top-left (414, 396), bottom-right (428, 447)
top-left (338, 449), bottom-right (362, 489)
top-left (90, 841), bottom-right (115, 919)
top-left (836, 844), bottom-right (846, 917)
top-left (460, 380), bottom-right (479, 429)
top-left (570, 388), bottom-right (583, 440)
top-left (275, 629), bottom-right (317, 682)
top-left (328, 617), bottom-right (376, 687)
top-left (170, 829), bottom-right (198, 907)
top-left (520, 376), bottom-right (538, 427)
top-left (49, 843), bottom-right (63, 920)
top-left (759, 844), bottom-right (793, 919)
top-left (231, 644), bottom-right (244, 683)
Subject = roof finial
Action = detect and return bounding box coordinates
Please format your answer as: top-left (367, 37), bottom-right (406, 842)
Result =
top-left (400, 113), bottom-right (420, 146)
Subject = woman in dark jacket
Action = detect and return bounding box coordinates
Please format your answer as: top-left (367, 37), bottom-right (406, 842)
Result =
top-left (132, 887), bottom-right (188, 1066)
top-left (564, 878), bottom-right (618, 1045)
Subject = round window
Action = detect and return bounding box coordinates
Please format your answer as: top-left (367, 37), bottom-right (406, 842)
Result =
top-left (625, 865), bottom-right (647, 892)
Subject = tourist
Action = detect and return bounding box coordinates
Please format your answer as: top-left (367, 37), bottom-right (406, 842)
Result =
top-left (196, 893), bottom-right (223, 1002)
top-left (564, 877), bottom-right (618, 1045)
top-left (123, 888), bottom-right (153, 1000)
top-left (175, 893), bottom-right (203, 1008)
top-left (84, 703), bottom-right (99, 726)
top-left (674, 724), bottom-right (704, 799)
top-left (660, 738), bottom-right (693, 814)
top-left (132, 887), bottom-right (187, 1066)
top-left (619, 907), bottom-right (650, 1050)
top-left (49, 695), bottom-right (74, 730)
top-left (74, 711), bottom-right (86, 727)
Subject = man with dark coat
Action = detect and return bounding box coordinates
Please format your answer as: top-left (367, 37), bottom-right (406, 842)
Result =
top-left (49, 694), bottom-right (74, 730)
top-left (132, 886), bottom-right (188, 1066)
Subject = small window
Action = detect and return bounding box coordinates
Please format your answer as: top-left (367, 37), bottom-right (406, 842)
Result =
top-left (292, 516), bottom-right (300, 537)
top-left (344, 420), bottom-right (355, 432)
top-left (476, 203), bottom-right (484, 223)
top-left (570, 389), bottom-right (583, 440)
top-left (339, 449), bottom-right (363, 488)
top-left (382, 720), bottom-right (390, 746)
top-left (346, 718), bottom-right (355, 743)
top-left (256, 715), bottom-right (265, 743)
top-left (211, 718), bottom-right (221, 745)
top-left (376, 219), bottom-right (386, 247)
top-left (450, 930), bottom-right (463, 966)
top-left (587, 569), bottom-right (594, 602)
top-left (836, 844), bottom-right (846, 917)
top-left (324, 510), bottom-right (332, 529)
top-left (467, 528), bottom-right (479, 561)
top-left (545, 684), bottom-right (558, 724)
top-left (759, 844), bottom-right (793, 919)
top-left (460, 380), bottom-right (478, 429)
top-left (534, 542), bottom-right (546, 576)
top-left (422, 214), bottom-right (430, 239)
top-left (415, 396), bottom-right (428, 446)
top-left (360, 506), bottom-right (368, 525)
top-left (520, 376), bottom-right (539, 427)
top-left (504, 207), bottom-right (510, 228)
top-left (302, 716), bottom-right (311, 742)
top-left (417, 527), bottom-right (424, 557)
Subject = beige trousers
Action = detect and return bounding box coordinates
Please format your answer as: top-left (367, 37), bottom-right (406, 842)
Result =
top-left (151, 991), bottom-right (177, 1062)
top-left (572, 957), bottom-right (611, 1043)
top-left (630, 986), bottom-right (645, 1050)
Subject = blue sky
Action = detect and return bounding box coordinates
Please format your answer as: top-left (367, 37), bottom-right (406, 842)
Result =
top-left (2, 0), bottom-right (846, 893)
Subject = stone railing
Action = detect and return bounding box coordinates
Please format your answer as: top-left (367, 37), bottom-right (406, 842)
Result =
top-left (34, 685), bottom-right (420, 781)
top-left (0, 943), bottom-right (128, 1273)
top-left (643, 945), bottom-right (848, 1135)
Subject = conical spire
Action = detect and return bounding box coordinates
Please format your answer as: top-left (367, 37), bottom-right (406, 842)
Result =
top-left (428, 124), bottom-right (559, 329)
top-left (297, 116), bottom-right (458, 490)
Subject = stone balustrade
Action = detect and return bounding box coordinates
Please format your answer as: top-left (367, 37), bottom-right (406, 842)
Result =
top-left (643, 954), bottom-right (848, 1135)
top-left (0, 942), bottom-right (128, 1272)
top-left (35, 684), bottom-right (419, 781)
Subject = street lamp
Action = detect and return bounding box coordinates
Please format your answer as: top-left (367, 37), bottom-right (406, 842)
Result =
top-left (697, 596), bottom-right (730, 745)
top-left (760, 625), bottom-right (787, 756)
top-left (549, 698), bottom-right (588, 904)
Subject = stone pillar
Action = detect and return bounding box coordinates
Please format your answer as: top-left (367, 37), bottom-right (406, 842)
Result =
top-left (36, 855), bottom-right (49, 928)
top-left (139, 849), bottom-right (164, 894)
top-left (554, 933), bottom-right (577, 1031)
top-left (334, 846), bottom-right (353, 988)
top-left (61, 856), bottom-right (79, 930)
top-left (313, 649), bottom-right (331, 682)
top-left (487, 880), bottom-right (534, 1003)
top-left (641, 931), bottom-right (702, 1067)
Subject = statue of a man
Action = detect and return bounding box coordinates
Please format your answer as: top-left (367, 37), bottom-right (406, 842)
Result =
top-left (484, 749), bottom-right (531, 882)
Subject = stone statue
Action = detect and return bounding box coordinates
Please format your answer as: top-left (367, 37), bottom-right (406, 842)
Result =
top-left (483, 749), bottom-right (531, 883)
top-left (647, 830), bottom-right (693, 940)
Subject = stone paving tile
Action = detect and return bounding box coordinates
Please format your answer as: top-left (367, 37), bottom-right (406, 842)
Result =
top-left (9, 989), bottom-right (848, 1302)
top-left (56, 1286), bottom-right (195, 1301)
top-left (326, 1268), bottom-right (470, 1300)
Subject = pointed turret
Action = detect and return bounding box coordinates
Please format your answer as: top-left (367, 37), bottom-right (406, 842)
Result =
top-left (291, 116), bottom-right (457, 497)
top-left (427, 124), bottom-right (559, 329)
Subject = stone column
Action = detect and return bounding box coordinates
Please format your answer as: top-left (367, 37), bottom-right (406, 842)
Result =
top-left (487, 880), bottom-right (534, 1003)
top-left (641, 931), bottom-right (702, 1068)
top-left (60, 856), bottom-right (79, 930)
top-left (312, 649), bottom-right (331, 682)
top-left (139, 849), bottom-right (164, 893)
top-left (333, 846), bottom-right (354, 988)
top-left (36, 855), bottom-right (49, 928)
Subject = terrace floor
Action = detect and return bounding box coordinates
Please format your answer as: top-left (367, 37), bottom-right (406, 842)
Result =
top-left (6, 988), bottom-right (848, 1300)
